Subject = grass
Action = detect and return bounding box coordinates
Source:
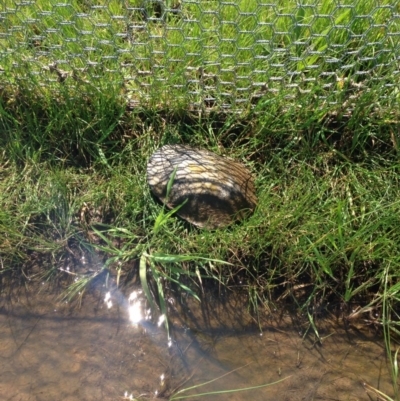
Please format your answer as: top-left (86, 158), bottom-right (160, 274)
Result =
top-left (1, 138), bottom-right (400, 321)
top-left (1, 0), bottom-right (399, 111)
top-left (168, 371), bottom-right (291, 400)
top-left (1, 0), bottom-right (400, 398)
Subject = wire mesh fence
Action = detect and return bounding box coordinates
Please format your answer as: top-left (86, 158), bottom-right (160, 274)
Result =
top-left (1, 0), bottom-right (399, 113)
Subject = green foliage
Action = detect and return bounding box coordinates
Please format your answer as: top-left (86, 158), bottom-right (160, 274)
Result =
top-left (0, 0), bottom-right (399, 113)
top-left (1, 0), bottom-right (400, 396)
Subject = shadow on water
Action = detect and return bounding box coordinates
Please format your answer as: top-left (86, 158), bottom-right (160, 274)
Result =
top-left (0, 279), bottom-right (395, 401)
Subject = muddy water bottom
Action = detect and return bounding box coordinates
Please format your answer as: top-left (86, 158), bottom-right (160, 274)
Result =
top-left (0, 283), bottom-right (395, 401)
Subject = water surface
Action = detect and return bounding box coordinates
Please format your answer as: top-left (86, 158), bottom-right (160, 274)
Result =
top-left (0, 283), bottom-right (395, 400)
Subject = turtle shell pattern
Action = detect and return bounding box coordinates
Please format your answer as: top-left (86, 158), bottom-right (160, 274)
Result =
top-left (147, 144), bottom-right (257, 228)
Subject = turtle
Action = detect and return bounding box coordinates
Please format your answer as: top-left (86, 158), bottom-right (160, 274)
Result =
top-left (147, 144), bottom-right (257, 229)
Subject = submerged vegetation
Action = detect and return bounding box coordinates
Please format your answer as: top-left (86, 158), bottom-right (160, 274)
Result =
top-left (1, 4), bottom-right (400, 394)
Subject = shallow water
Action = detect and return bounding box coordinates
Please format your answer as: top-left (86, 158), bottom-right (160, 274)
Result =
top-left (0, 283), bottom-right (396, 401)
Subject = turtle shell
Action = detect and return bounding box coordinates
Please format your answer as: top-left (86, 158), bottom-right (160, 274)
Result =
top-left (147, 145), bottom-right (257, 228)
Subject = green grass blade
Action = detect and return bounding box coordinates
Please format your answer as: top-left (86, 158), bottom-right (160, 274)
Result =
top-left (139, 253), bottom-right (157, 314)
top-left (170, 375), bottom-right (292, 400)
top-left (150, 254), bottom-right (232, 265)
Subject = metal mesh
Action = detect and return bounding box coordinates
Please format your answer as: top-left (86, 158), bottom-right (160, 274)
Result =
top-left (1, 0), bottom-right (399, 112)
